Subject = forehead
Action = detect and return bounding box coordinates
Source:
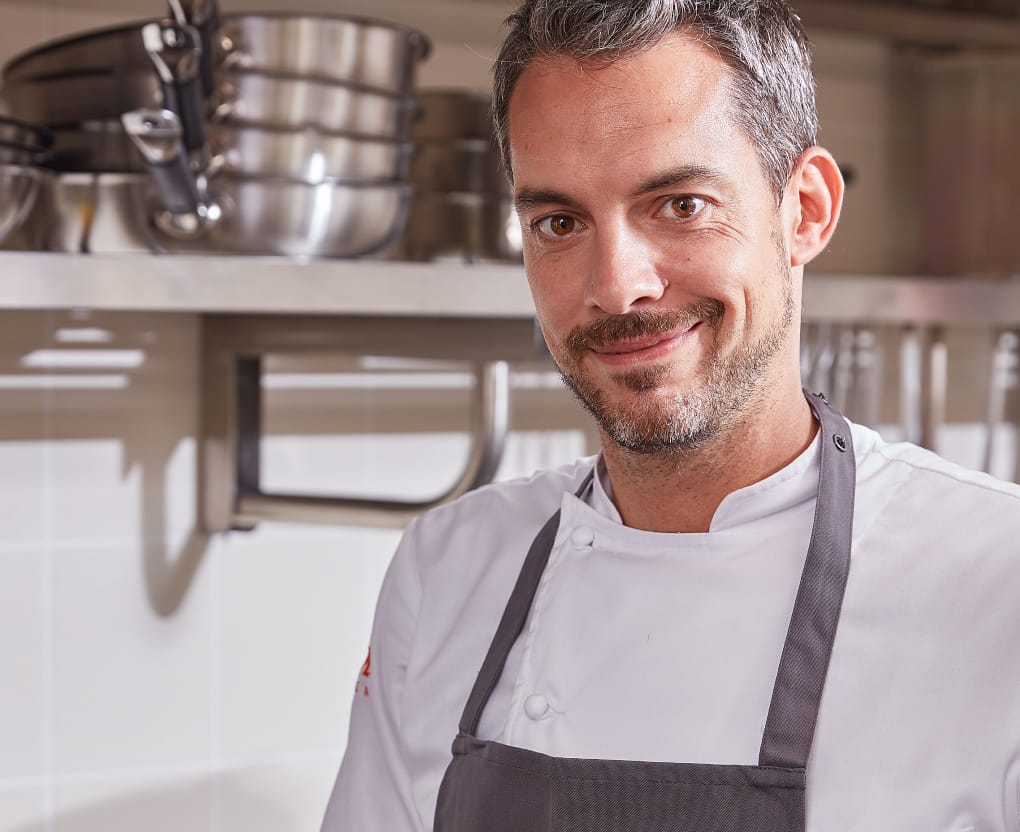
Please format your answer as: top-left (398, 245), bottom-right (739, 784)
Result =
top-left (507, 32), bottom-right (762, 196)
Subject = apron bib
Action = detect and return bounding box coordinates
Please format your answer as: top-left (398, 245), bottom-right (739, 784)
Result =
top-left (434, 392), bottom-right (856, 831)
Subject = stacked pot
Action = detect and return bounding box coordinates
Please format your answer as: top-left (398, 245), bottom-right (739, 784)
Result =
top-left (0, 116), bottom-right (51, 247)
top-left (397, 91), bottom-right (521, 263)
top-left (0, 6), bottom-right (430, 256)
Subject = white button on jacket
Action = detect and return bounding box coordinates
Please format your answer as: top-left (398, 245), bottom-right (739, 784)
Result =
top-left (323, 421), bottom-right (1020, 832)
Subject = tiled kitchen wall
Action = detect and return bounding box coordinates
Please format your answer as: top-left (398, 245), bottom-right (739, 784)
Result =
top-left (0, 2), bottom-right (1015, 831)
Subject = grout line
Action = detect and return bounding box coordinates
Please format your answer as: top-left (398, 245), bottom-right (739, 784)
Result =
top-left (209, 536), bottom-right (222, 832)
top-left (41, 309), bottom-right (55, 832)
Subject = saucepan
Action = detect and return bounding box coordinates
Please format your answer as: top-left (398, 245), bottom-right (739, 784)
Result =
top-left (1, 72), bottom-right (163, 126)
top-left (214, 71), bottom-right (418, 136)
top-left (411, 141), bottom-right (507, 194)
top-left (397, 192), bottom-right (522, 263)
top-left (219, 14), bottom-right (431, 95)
top-left (2, 21), bottom-right (153, 81)
top-left (0, 163), bottom-right (48, 245)
top-left (20, 167), bottom-right (413, 256)
top-left (412, 91), bottom-right (492, 141)
top-left (210, 122), bottom-right (413, 184)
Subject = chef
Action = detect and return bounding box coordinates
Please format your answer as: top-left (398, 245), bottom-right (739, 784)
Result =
top-left (322, 0), bottom-right (1020, 829)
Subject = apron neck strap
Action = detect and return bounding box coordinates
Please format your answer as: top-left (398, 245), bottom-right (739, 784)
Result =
top-left (757, 390), bottom-right (856, 768)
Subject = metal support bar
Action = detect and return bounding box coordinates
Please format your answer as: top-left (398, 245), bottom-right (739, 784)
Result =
top-left (234, 361), bottom-right (510, 530)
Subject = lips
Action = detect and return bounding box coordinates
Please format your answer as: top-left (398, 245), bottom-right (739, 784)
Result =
top-left (589, 322), bottom-right (702, 365)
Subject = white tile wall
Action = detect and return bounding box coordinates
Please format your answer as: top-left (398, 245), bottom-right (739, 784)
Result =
top-left (0, 551), bottom-right (46, 781)
top-left (0, 3), bottom-right (1014, 832)
top-left (50, 541), bottom-right (214, 774)
top-left (0, 785), bottom-right (45, 832)
top-left (53, 772), bottom-right (211, 832)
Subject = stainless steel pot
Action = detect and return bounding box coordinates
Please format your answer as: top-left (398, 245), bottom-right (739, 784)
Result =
top-left (211, 123), bottom-right (413, 184)
top-left (219, 14), bottom-right (430, 95)
top-left (18, 169), bottom-right (413, 256)
top-left (2, 71), bottom-right (162, 126)
top-left (197, 174), bottom-right (412, 256)
top-left (413, 91), bottom-right (492, 141)
top-left (2, 21), bottom-right (154, 81)
top-left (396, 191), bottom-right (521, 263)
top-left (411, 140), bottom-right (506, 194)
top-left (0, 164), bottom-right (48, 245)
top-left (15, 171), bottom-right (160, 252)
top-left (214, 71), bottom-right (417, 136)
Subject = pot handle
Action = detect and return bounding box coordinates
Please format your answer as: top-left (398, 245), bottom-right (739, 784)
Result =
top-left (121, 108), bottom-right (207, 234)
top-left (141, 19), bottom-right (208, 157)
top-left (167, 0), bottom-right (220, 100)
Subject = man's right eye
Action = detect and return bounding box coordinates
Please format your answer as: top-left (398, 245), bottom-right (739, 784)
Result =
top-left (535, 215), bottom-right (579, 238)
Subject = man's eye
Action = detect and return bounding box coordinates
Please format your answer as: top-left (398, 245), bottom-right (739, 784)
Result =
top-left (536, 215), bottom-right (579, 238)
top-left (658, 196), bottom-right (705, 219)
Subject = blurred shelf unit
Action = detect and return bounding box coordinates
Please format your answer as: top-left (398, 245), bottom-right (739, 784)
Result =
top-left (2, 252), bottom-right (1020, 325)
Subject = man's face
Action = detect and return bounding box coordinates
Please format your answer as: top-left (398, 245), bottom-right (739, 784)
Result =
top-left (507, 33), bottom-right (803, 454)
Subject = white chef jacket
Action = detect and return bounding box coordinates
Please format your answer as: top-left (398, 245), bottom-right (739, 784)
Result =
top-left (323, 420), bottom-right (1020, 832)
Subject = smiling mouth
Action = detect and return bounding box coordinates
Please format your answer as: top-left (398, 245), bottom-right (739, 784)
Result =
top-left (590, 322), bottom-right (702, 362)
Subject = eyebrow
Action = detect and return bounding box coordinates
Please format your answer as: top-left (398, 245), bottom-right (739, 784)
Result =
top-left (513, 188), bottom-right (582, 214)
top-left (632, 164), bottom-right (731, 197)
top-left (513, 164), bottom-right (732, 214)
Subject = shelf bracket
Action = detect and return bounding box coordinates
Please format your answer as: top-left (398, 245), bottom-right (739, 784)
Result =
top-left (200, 313), bottom-right (544, 532)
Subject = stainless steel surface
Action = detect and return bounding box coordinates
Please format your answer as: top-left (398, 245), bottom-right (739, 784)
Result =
top-left (397, 192), bottom-right (522, 263)
top-left (16, 172), bottom-right (161, 253)
top-left (982, 330), bottom-right (1017, 473)
top-left (2, 72), bottom-right (162, 126)
top-left (2, 21), bottom-right (153, 81)
top-left (19, 169), bottom-right (413, 256)
top-left (411, 141), bottom-right (506, 193)
top-left (219, 14), bottom-right (430, 95)
top-left (211, 122), bottom-right (412, 183)
top-left (214, 71), bottom-right (417, 136)
top-left (224, 361), bottom-right (509, 530)
top-left (191, 176), bottom-right (411, 256)
top-left (200, 313), bottom-right (539, 532)
top-left (413, 90), bottom-right (491, 141)
top-left (0, 164), bottom-right (46, 245)
top-left (122, 109), bottom-right (186, 165)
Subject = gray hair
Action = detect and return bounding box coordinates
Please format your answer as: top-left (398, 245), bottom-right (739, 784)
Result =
top-left (492, 0), bottom-right (818, 195)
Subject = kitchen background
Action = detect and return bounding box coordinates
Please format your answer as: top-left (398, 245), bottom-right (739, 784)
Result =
top-left (1, 0), bottom-right (1018, 830)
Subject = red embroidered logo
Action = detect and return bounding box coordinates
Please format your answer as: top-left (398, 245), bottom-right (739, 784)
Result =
top-left (356, 647), bottom-right (371, 698)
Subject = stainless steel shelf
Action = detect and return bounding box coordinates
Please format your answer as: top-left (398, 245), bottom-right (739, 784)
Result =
top-left (2, 252), bottom-right (1020, 326)
top-left (0, 253), bottom-right (537, 318)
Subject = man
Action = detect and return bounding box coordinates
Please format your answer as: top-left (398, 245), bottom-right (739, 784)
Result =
top-left (323, 1), bottom-right (1020, 829)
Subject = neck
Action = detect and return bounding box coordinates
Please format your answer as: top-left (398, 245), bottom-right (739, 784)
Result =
top-left (600, 385), bottom-right (817, 533)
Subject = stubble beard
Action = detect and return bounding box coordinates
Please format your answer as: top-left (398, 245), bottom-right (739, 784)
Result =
top-left (556, 273), bottom-right (795, 456)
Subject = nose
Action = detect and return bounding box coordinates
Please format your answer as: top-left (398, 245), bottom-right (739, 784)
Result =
top-left (585, 221), bottom-right (667, 315)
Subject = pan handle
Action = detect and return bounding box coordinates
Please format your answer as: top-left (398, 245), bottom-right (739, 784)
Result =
top-left (141, 19), bottom-right (208, 159)
top-left (121, 108), bottom-right (219, 238)
top-left (167, 0), bottom-right (220, 100)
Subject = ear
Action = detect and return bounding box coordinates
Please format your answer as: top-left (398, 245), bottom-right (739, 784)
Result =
top-left (785, 147), bottom-right (844, 267)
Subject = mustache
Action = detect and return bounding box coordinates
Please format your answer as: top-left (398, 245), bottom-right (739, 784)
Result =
top-left (565, 300), bottom-right (724, 359)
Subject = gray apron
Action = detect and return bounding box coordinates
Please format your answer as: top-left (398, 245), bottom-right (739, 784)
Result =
top-left (434, 392), bottom-right (855, 832)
